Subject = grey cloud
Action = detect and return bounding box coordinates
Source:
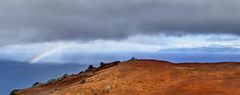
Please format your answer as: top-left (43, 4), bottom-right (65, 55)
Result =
top-left (0, 0), bottom-right (240, 45)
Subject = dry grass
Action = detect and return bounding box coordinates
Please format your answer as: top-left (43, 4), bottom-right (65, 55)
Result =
top-left (12, 59), bottom-right (240, 95)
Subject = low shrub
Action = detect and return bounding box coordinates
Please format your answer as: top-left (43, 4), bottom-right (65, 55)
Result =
top-left (32, 82), bottom-right (44, 87)
top-left (62, 74), bottom-right (69, 78)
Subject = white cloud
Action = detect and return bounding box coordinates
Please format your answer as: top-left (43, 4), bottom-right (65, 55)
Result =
top-left (0, 34), bottom-right (239, 63)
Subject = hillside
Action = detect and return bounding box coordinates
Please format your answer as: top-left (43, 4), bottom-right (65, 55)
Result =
top-left (11, 59), bottom-right (240, 95)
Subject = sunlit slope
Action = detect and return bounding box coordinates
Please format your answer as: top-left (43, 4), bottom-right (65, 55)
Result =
top-left (12, 59), bottom-right (240, 95)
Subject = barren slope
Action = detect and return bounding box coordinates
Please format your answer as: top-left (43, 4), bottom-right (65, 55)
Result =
top-left (12, 59), bottom-right (240, 95)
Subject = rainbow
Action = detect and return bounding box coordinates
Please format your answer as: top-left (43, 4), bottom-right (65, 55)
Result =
top-left (29, 45), bottom-right (69, 63)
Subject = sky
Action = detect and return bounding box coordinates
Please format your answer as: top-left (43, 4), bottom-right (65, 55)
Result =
top-left (0, 0), bottom-right (240, 63)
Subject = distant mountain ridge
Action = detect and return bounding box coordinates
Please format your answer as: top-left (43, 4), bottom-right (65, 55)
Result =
top-left (160, 47), bottom-right (240, 53)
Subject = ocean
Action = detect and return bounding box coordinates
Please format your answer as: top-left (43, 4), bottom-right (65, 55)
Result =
top-left (0, 62), bottom-right (88, 95)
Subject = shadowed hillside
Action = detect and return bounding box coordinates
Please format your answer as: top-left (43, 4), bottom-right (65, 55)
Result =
top-left (12, 59), bottom-right (240, 95)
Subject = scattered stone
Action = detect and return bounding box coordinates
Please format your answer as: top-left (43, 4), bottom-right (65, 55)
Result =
top-left (80, 78), bottom-right (87, 84)
top-left (102, 85), bottom-right (111, 94)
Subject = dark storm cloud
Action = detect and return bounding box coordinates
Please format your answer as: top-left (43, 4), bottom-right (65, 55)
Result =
top-left (0, 0), bottom-right (240, 45)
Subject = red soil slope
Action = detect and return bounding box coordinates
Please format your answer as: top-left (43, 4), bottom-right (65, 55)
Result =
top-left (12, 59), bottom-right (240, 95)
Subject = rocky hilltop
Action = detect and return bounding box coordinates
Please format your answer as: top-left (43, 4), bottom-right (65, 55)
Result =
top-left (12, 59), bottom-right (240, 95)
